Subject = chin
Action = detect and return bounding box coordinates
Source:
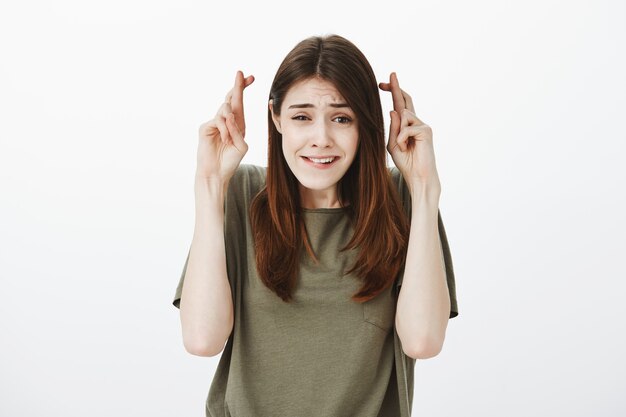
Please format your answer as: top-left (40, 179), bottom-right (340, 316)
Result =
top-left (293, 174), bottom-right (340, 191)
top-left (285, 157), bottom-right (351, 191)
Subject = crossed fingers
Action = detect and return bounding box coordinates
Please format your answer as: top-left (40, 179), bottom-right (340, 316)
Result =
top-left (220, 71), bottom-right (255, 134)
top-left (378, 72), bottom-right (418, 120)
top-left (379, 72), bottom-right (429, 152)
top-left (210, 71), bottom-right (254, 146)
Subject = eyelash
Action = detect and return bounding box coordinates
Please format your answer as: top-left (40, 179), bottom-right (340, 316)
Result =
top-left (292, 115), bottom-right (352, 124)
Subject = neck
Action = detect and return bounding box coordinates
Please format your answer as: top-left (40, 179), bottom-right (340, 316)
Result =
top-left (299, 184), bottom-right (347, 209)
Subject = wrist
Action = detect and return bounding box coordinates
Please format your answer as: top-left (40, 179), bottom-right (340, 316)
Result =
top-left (408, 178), bottom-right (441, 200)
top-left (195, 174), bottom-right (229, 192)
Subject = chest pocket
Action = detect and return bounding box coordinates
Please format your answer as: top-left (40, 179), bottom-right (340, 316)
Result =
top-left (362, 285), bottom-right (396, 332)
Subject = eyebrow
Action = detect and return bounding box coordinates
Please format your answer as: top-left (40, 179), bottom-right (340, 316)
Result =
top-left (287, 103), bottom-right (350, 109)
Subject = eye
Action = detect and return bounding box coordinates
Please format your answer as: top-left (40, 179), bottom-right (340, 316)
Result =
top-left (334, 116), bottom-right (352, 124)
top-left (292, 115), bottom-right (310, 121)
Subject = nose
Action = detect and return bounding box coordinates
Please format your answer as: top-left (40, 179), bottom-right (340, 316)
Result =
top-left (310, 119), bottom-right (334, 148)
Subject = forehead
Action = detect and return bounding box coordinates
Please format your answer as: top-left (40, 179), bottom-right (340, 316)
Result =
top-left (283, 78), bottom-right (346, 108)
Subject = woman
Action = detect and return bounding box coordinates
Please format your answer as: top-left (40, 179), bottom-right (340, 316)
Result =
top-left (172, 34), bottom-right (459, 417)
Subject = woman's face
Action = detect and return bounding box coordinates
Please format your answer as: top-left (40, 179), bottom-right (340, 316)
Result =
top-left (269, 77), bottom-right (359, 208)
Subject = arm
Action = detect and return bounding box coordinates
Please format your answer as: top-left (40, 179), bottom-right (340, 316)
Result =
top-left (177, 70), bottom-right (253, 356)
top-left (395, 182), bottom-right (450, 360)
top-left (178, 175), bottom-right (234, 357)
top-left (379, 71), bottom-right (451, 359)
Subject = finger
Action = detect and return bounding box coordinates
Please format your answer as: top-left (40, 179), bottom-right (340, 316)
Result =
top-left (389, 72), bottom-right (406, 114)
top-left (403, 108), bottom-right (425, 126)
top-left (224, 72), bottom-right (241, 103)
top-left (244, 75), bottom-right (255, 86)
top-left (220, 102), bottom-right (233, 117)
top-left (393, 109), bottom-right (417, 152)
top-left (388, 110), bottom-right (401, 153)
top-left (226, 112), bottom-right (248, 153)
top-left (231, 71), bottom-right (255, 133)
top-left (396, 125), bottom-right (429, 152)
top-left (199, 119), bottom-right (218, 138)
top-left (214, 101), bottom-right (232, 120)
top-left (380, 78), bottom-right (416, 113)
top-left (403, 92), bottom-right (415, 113)
top-left (224, 75), bottom-right (255, 103)
top-left (397, 110), bottom-right (410, 152)
top-left (378, 81), bottom-right (399, 92)
top-left (214, 115), bottom-right (232, 145)
top-left (401, 108), bottom-right (410, 128)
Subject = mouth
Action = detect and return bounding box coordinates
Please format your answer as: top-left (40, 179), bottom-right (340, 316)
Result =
top-left (301, 156), bottom-right (340, 169)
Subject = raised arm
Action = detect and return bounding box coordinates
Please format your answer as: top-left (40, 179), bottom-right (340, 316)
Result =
top-left (179, 70), bottom-right (254, 356)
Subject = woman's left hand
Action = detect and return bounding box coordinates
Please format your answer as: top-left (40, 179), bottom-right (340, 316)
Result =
top-left (379, 72), bottom-right (441, 195)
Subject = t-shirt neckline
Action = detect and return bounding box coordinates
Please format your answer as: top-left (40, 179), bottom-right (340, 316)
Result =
top-left (302, 206), bottom-right (350, 213)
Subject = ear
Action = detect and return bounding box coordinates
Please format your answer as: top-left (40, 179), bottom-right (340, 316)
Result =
top-left (269, 99), bottom-right (282, 134)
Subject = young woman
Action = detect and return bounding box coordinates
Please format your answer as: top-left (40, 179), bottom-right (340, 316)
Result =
top-left (172, 34), bottom-right (459, 417)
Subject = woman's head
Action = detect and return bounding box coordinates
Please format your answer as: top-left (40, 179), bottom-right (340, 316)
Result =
top-left (269, 77), bottom-right (359, 208)
top-left (251, 34), bottom-right (409, 304)
top-left (267, 34), bottom-right (386, 208)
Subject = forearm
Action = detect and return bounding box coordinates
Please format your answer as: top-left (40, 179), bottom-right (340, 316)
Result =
top-left (395, 182), bottom-right (450, 359)
top-left (179, 176), bottom-right (234, 357)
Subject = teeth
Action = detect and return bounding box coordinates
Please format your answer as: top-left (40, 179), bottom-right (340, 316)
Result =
top-left (307, 157), bottom-right (335, 164)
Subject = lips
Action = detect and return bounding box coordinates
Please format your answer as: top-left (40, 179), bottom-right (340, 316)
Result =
top-left (304, 156), bottom-right (338, 158)
top-left (304, 155), bottom-right (337, 163)
top-left (301, 155), bottom-right (340, 168)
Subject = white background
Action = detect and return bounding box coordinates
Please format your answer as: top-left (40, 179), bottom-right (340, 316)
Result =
top-left (1, 0), bottom-right (625, 416)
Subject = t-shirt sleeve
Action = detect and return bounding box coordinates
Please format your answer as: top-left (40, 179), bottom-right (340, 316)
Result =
top-left (171, 164), bottom-right (252, 310)
top-left (389, 167), bottom-right (459, 319)
top-left (172, 249), bottom-right (190, 309)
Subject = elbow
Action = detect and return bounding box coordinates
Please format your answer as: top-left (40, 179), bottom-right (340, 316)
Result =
top-left (396, 311), bottom-right (450, 360)
top-left (179, 306), bottom-right (234, 357)
top-left (402, 336), bottom-right (444, 360)
top-left (183, 337), bottom-right (226, 357)
top-left (181, 321), bottom-right (233, 357)
top-left (404, 343), bottom-right (442, 360)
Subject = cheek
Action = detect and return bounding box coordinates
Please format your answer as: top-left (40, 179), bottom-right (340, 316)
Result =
top-left (281, 137), bottom-right (298, 162)
top-left (281, 124), bottom-right (302, 141)
top-left (347, 131), bottom-right (359, 155)
top-left (281, 129), bottom-right (305, 151)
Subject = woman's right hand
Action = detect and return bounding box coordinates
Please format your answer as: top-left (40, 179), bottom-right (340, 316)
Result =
top-left (196, 70), bottom-right (255, 183)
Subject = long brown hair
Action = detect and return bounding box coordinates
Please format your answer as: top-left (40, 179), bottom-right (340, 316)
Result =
top-left (250, 34), bottom-right (409, 303)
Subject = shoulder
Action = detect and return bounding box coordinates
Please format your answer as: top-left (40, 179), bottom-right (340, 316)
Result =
top-left (228, 163), bottom-right (267, 199)
top-left (387, 165), bottom-right (408, 195)
top-left (229, 163), bottom-right (266, 185)
top-left (387, 165), bottom-right (412, 215)
top-left (387, 165), bottom-right (402, 183)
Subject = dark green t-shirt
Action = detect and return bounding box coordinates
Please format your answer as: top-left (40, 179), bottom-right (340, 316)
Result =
top-left (173, 164), bottom-right (458, 417)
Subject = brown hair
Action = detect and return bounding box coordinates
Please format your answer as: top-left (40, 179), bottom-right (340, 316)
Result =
top-left (250, 34), bottom-right (409, 303)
